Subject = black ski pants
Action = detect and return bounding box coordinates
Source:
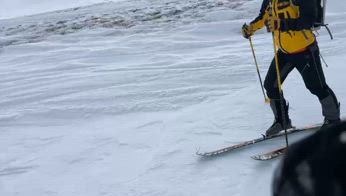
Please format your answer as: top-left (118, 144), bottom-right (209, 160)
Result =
top-left (264, 41), bottom-right (339, 120)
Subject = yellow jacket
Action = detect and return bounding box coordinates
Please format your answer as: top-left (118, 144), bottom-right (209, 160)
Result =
top-left (250, 0), bottom-right (316, 54)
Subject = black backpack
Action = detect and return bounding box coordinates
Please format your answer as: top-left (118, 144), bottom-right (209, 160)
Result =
top-left (313, 0), bottom-right (333, 39)
top-left (313, 0), bottom-right (326, 29)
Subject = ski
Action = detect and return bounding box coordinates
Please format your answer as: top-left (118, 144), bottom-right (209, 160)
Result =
top-left (251, 146), bottom-right (286, 160)
top-left (196, 123), bottom-right (321, 157)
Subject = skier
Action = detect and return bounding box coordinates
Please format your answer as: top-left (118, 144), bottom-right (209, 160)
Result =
top-left (241, 0), bottom-right (340, 136)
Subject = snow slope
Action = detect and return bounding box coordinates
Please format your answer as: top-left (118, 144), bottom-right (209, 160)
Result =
top-left (0, 0), bottom-right (345, 195)
top-left (0, 0), bottom-right (124, 19)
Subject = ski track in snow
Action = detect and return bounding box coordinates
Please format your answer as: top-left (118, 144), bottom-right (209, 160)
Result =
top-left (0, 0), bottom-right (346, 195)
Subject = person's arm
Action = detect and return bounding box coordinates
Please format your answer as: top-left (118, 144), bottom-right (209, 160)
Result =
top-left (280, 0), bottom-right (317, 31)
top-left (250, 0), bottom-right (270, 31)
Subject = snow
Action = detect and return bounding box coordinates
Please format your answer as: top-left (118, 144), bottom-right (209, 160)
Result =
top-left (0, 0), bottom-right (124, 20)
top-left (0, 0), bottom-right (345, 195)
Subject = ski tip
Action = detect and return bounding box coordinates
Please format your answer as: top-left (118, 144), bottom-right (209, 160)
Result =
top-left (196, 149), bottom-right (209, 157)
top-left (196, 150), bottom-right (222, 157)
top-left (251, 154), bottom-right (275, 161)
top-left (252, 147), bottom-right (286, 161)
top-left (196, 151), bottom-right (212, 157)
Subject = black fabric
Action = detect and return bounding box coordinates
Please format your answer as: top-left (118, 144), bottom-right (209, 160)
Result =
top-left (314, 0), bottom-right (324, 27)
top-left (263, 42), bottom-right (337, 105)
top-left (280, 0), bottom-right (317, 31)
top-left (250, 0), bottom-right (270, 25)
top-left (272, 121), bottom-right (346, 196)
top-left (271, 99), bottom-right (290, 124)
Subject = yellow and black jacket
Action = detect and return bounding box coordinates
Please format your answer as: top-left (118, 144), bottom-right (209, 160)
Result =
top-left (250, 0), bottom-right (316, 54)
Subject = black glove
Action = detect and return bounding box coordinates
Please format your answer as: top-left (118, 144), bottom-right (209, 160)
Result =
top-left (241, 23), bottom-right (254, 39)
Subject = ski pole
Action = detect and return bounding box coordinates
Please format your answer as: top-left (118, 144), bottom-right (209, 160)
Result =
top-left (272, 33), bottom-right (289, 148)
top-left (249, 36), bottom-right (270, 104)
top-left (269, 1), bottom-right (289, 148)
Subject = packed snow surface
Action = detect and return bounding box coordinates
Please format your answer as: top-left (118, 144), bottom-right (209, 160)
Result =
top-left (0, 0), bottom-right (126, 19)
top-left (0, 0), bottom-right (345, 195)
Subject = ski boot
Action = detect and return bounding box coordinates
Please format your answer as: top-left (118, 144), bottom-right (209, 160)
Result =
top-left (320, 94), bottom-right (341, 129)
top-left (265, 99), bottom-right (293, 136)
top-left (265, 118), bottom-right (293, 136)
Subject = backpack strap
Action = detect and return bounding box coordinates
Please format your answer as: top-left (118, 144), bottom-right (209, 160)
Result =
top-left (323, 24), bottom-right (334, 40)
top-left (314, 24), bottom-right (334, 40)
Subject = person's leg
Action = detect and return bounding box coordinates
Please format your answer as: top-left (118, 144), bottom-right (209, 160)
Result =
top-left (264, 50), bottom-right (295, 135)
top-left (295, 43), bottom-right (340, 123)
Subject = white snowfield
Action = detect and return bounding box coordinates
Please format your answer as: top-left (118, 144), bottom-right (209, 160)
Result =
top-left (0, 0), bottom-right (126, 20)
top-left (0, 0), bottom-right (345, 195)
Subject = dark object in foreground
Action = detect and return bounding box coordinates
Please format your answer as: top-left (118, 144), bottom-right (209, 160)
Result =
top-left (273, 121), bottom-right (346, 196)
